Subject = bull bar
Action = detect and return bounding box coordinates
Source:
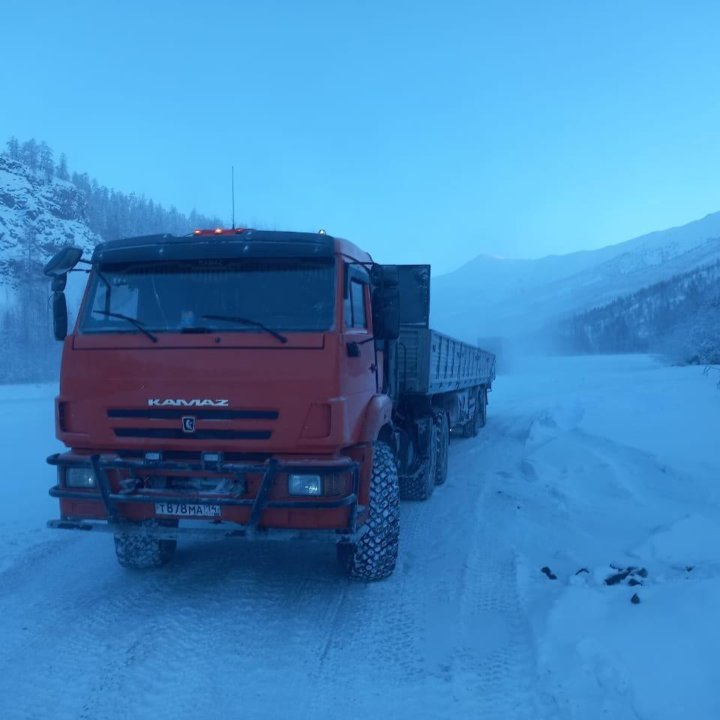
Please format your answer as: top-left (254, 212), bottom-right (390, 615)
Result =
top-left (46, 452), bottom-right (364, 542)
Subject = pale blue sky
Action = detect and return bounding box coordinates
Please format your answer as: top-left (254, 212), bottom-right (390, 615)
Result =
top-left (2, 0), bottom-right (720, 273)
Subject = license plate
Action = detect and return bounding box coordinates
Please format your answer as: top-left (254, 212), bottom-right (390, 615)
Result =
top-left (155, 502), bottom-right (221, 518)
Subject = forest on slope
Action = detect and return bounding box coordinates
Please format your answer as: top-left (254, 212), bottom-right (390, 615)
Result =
top-left (556, 260), bottom-right (720, 364)
top-left (3, 137), bottom-right (223, 245)
top-left (0, 137), bottom-right (222, 382)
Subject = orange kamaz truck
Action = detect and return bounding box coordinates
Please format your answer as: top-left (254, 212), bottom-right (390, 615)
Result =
top-left (44, 229), bottom-right (495, 580)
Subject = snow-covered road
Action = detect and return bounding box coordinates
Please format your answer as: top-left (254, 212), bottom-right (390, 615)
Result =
top-left (1, 355), bottom-right (719, 720)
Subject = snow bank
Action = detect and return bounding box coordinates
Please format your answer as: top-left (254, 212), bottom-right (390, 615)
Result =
top-left (0, 383), bottom-right (63, 575)
top-left (499, 355), bottom-right (720, 719)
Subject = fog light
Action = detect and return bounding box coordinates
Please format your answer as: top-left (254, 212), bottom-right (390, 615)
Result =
top-left (65, 467), bottom-right (96, 488)
top-left (288, 474), bottom-right (322, 496)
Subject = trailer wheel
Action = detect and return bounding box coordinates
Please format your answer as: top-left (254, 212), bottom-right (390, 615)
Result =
top-left (399, 420), bottom-right (438, 501)
top-left (433, 410), bottom-right (450, 486)
top-left (477, 387), bottom-right (488, 429)
top-left (113, 520), bottom-right (177, 569)
top-left (461, 398), bottom-right (478, 438)
top-left (342, 442), bottom-right (400, 581)
top-left (462, 388), bottom-right (486, 438)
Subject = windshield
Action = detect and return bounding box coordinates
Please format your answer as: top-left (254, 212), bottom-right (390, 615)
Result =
top-left (79, 258), bottom-right (336, 335)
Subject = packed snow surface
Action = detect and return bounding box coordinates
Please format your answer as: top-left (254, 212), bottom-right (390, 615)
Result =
top-left (1, 355), bottom-right (719, 719)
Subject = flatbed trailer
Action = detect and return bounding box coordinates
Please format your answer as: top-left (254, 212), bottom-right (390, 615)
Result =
top-left (397, 327), bottom-right (496, 396)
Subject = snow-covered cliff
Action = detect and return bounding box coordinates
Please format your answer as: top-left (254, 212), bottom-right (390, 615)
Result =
top-left (0, 154), bottom-right (98, 299)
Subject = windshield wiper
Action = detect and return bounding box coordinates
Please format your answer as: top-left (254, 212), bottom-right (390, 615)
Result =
top-left (92, 310), bottom-right (158, 343)
top-left (201, 314), bottom-right (288, 344)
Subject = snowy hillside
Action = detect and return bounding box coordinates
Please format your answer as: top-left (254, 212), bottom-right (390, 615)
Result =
top-left (432, 212), bottom-right (720, 345)
top-left (0, 155), bottom-right (99, 381)
top-left (558, 260), bottom-right (720, 363)
top-left (1, 355), bottom-right (719, 719)
top-left (0, 154), bottom-right (98, 297)
top-left (0, 139), bottom-right (223, 382)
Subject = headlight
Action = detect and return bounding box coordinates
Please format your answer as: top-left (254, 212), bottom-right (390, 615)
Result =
top-left (288, 474), bottom-right (322, 496)
top-left (65, 467), bottom-right (96, 488)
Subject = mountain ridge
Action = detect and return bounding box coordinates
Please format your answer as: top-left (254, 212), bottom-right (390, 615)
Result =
top-left (556, 259), bottom-right (720, 363)
top-left (432, 210), bottom-right (720, 345)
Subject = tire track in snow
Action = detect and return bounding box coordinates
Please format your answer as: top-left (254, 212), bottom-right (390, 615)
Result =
top-left (449, 482), bottom-right (546, 718)
top-left (0, 428), bottom-right (550, 720)
top-left (302, 430), bottom-right (552, 720)
top-left (0, 534), bottom-right (358, 720)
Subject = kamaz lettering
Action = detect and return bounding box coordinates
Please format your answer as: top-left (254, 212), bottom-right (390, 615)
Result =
top-left (147, 399), bottom-right (229, 407)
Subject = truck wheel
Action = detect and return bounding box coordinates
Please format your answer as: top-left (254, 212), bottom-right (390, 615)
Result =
top-left (433, 410), bottom-right (449, 486)
top-left (343, 442), bottom-right (400, 581)
top-left (399, 421), bottom-right (438, 501)
top-left (113, 520), bottom-right (177, 569)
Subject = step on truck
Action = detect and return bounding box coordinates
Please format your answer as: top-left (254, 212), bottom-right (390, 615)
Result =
top-left (43, 229), bottom-right (496, 580)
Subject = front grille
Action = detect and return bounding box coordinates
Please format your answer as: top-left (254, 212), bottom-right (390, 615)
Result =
top-left (107, 406), bottom-right (277, 442)
top-left (58, 402), bottom-right (69, 432)
top-left (114, 428), bottom-right (271, 440)
top-left (108, 408), bottom-right (278, 420)
top-left (115, 449), bottom-right (273, 462)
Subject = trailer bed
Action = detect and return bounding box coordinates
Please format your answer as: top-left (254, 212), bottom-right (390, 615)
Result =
top-left (397, 327), bottom-right (496, 395)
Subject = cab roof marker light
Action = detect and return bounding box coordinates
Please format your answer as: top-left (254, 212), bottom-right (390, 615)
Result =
top-left (192, 228), bottom-right (247, 237)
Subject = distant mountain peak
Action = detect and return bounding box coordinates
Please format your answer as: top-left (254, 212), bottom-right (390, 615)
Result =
top-left (432, 210), bottom-right (720, 344)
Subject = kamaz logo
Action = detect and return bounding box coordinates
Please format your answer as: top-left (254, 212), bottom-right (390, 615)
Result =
top-left (147, 399), bottom-right (229, 407)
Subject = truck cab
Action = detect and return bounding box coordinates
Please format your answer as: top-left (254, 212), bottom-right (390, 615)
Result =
top-left (45, 229), bottom-right (403, 579)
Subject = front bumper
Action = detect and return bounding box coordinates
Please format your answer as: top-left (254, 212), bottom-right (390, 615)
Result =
top-left (47, 452), bottom-right (364, 541)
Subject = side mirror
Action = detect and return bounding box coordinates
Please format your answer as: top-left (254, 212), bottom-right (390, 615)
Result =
top-left (380, 298), bottom-right (400, 340)
top-left (45, 247), bottom-right (82, 341)
top-left (51, 274), bottom-right (67, 292)
top-left (372, 265), bottom-right (400, 340)
top-left (52, 292), bottom-right (68, 341)
top-left (370, 264), bottom-right (384, 287)
top-left (44, 246), bottom-right (83, 277)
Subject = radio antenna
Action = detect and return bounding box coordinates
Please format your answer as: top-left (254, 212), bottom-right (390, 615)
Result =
top-left (231, 165), bottom-right (236, 229)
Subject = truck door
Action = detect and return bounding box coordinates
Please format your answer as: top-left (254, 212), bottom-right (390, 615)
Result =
top-left (396, 265), bottom-right (430, 328)
top-left (371, 264), bottom-right (431, 401)
top-left (342, 264), bottom-right (377, 426)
